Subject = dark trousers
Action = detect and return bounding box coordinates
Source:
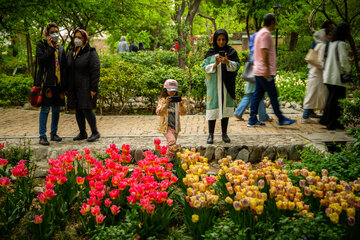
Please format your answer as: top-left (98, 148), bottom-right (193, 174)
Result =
top-left (320, 84), bottom-right (346, 130)
top-left (208, 118), bottom-right (229, 134)
top-left (75, 109), bottom-right (98, 134)
top-left (249, 76), bottom-right (284, 123)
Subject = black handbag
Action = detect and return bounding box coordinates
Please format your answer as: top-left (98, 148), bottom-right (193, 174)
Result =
top-left (335, 42), bottom-right (353, 83)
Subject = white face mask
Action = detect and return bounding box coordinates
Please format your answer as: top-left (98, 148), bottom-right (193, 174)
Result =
top-left (49, 33), bottom-right (59, 42)
top-left (74, 38), bottom-right (83, 47)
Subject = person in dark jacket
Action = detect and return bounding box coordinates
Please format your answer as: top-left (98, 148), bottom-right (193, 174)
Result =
top-left (35, 23), bottom-right (66, 145)
top-left (66, 29), bottom-right (100, 142)
top-left (138, 42), bottom-right (146, 51)
top-left (129, 40), bottom-right (139, 52)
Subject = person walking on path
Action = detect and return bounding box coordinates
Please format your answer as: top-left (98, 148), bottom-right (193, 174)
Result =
top-left (320, 23), bottom-right (351, 130)
top-left (248, 14), bottom-right (296, 127)
top-left (117, 36), bottom-right (129, 53)
top-left (234, 32), bottom-right (271, 122)
top-left (138, 42), bottom-right (146, 51)
top-left (66, 29), bottom-right (101, 142)
top-left (156, 79), bottom-right (187, 161)
top-left (129, 39), bottom-right (139, 52)
top-left (203, 29), bottom-right (240, 144)
top-left (302, 29), bottom-right (331, 123)
top-left (35, 22), bottom-right (67, 146)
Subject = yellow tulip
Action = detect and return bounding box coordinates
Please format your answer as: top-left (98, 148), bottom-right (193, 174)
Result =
top-left (192, 214), bottom-right (199, 223)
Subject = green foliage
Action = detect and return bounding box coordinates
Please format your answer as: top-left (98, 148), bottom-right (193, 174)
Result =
top-left (0, 74), bottom-right (33, 106)
top-left (204, 217), bottom-right (249, 240)
top-left (0, 140), bottom-right (33, 167)
top-left (0, 142), bottom-right (36, 238)
top-left (266, 214), bottom-right (345, 240)
top-left (90, 213), bottom-right (139, 240)
top-left (294, 129), bottom-right (360, 182)
top-left (339, 89), bottom-right (360, 127)
top-left (275, 70), bottom-right (308, 104)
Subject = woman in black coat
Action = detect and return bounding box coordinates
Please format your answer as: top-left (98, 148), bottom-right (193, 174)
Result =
top-left (35, 22), bottom-right (66, 145)
top-left (67, 29), bottom-right (100, 142)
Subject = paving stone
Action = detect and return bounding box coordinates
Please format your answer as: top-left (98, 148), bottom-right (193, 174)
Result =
top-left (204, 146), bottom-right (215, 161)
top-left (214, 146), bottom-right (225, 161)
top-left (249, 145), bottom-right (266, 163)
top-left (262, 146), bottom-right (276, 160)
top-left (227, 146), bottom-right (240, 160)
top-left (134, 149), bottom-right (144, 162)
top-left (236, 148), bottom-right (250, 162)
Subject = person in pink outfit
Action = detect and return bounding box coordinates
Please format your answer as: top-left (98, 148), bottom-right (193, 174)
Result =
top-left (156, 79), bottom-right (187, 161)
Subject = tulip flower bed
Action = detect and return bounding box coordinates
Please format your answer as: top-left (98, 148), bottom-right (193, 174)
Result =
top-left (1, 140), bottom-right (360, 239)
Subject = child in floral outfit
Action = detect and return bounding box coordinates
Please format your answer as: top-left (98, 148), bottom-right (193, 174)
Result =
top-left (156, 79), bottom-right (187, 161)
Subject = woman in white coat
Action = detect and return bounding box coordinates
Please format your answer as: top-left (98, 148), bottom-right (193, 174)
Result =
top-left (320, 23), bottom-right (351, 130)
top-left (302, 29), bottom-right (330, 123)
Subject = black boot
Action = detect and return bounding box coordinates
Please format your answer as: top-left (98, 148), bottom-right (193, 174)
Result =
top-left (207, 133), bottom-right (214, 144)
top-left (87, 132), bottom-right (100, 142)
top-left (51, 134), bottom-right (62, 142)
top-left (73, 132), bottom-right (88, 141)
top-left (39, 136), bottom-right (50, 146)
top-left (222, 133), bottom-right (231, 143)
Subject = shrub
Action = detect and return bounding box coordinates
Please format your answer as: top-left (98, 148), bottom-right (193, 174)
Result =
top-left (0, 74), bottom-right (33, 106)
top-left (340, 89), bottom-right (360, 127)
top-left (275, 70), bottom-right (307, 104)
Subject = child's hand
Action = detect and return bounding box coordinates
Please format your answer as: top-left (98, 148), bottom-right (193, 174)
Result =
top-left (166, 97), bottom-right (172, 105)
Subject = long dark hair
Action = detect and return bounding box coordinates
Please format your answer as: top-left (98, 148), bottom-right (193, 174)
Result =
top-left (331, 23), bottom-right (349, 42)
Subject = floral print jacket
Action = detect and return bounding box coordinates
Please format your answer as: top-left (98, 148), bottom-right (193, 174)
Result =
top-left (156, 97), bottom-right (187, 134)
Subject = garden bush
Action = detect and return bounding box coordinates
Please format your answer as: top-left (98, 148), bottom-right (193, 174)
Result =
top-left (293, 128), bottom-right (360, 182)
top-left (0, 74), bottom-right (33, 106)
top-left (275, 70), bottom-right (308, 104)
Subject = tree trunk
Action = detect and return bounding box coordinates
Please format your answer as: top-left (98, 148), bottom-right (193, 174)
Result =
top-left (348, 34), bottom-right (360, 85)
top-left (25, 32), bottom-right (34, 78)
top-left (246, 11), bottom-right (250, 40)
top-left (289, 32), bottom-right (298, 51)
top-left (10, 36), bottom-right (19, 57)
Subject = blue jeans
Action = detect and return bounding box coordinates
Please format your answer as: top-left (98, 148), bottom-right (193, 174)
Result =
top-left (234, 93), bottom-right (270, 121)
top-left (302, 109), bottom-right (314, 119)
top-left (39, 106), bottom-right (60, 137)
top-left (249, 76), bottom-right (284, 123)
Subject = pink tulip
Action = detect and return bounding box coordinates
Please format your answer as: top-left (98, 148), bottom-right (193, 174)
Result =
top-left (154, 139), bottom-right (161, 146)
top-left (96, 214), bottom-right (106, 224)
top-left (167, 199), bottom-right (173, 206)
top-left (0, 143), bottom-right (4, 149)
top-left (45, 182), bottom-right (55, 190)
top-left (104, 198), bottom-right (112, 207)
top-left (37, 192), bottom-right (47, 204)
top-left (109, 189), bottom-right (120, 199)
top-left (0, 158), bottom-right (8, 166)
top-left (76, 177), bottom-right (85, 185)
top-left (110, 205), bottom-right (120, 215)
top-left (84, 148), bottom-right (91, 154)
top-left (44, 189), bottom-right (56, 200)
top-left (91, 205), bottom-right (101, 216)
top-left (32, 215), bottom-right (43, 224)
top-left (0, 177), bottom-right (10, 187)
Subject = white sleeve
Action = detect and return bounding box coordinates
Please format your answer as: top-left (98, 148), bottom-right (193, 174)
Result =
top-left (226, 60), bottom-right (238, 72)
top-left (339, 42), bottom-right (351, 74)
top-left (204, 63), bottom-right (216, 73)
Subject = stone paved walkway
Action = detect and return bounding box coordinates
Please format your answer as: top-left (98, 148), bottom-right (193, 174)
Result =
top-left (0, 108), bottom-right (337, 137)
top-left (0, 108), bottom-right (354, 171)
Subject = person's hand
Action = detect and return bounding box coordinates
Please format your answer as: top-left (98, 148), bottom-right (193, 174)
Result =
top-left (46, 36), bottom-right (54, 47)
top-left (165, 96), bottom-right (172, 105)
top-left (220, 52), bottom-right (229, 65)
top-left (215, 55), bottom-right (221, 66)
top-left (90, 91), bottom-right (96, 99)
top-left (264, 68), bottom-right (270, 80)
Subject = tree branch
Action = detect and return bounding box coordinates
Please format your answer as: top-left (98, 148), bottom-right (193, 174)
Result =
top-left (350, 11), bottom-right (360, 24)
top-left (330, 0), bottom-right (346, 22)
top-left (197, 12), bottom-right (216, 31)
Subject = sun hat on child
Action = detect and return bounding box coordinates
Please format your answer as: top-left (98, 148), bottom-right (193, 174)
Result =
top-left (164, 79), bottom-right (178, 92)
